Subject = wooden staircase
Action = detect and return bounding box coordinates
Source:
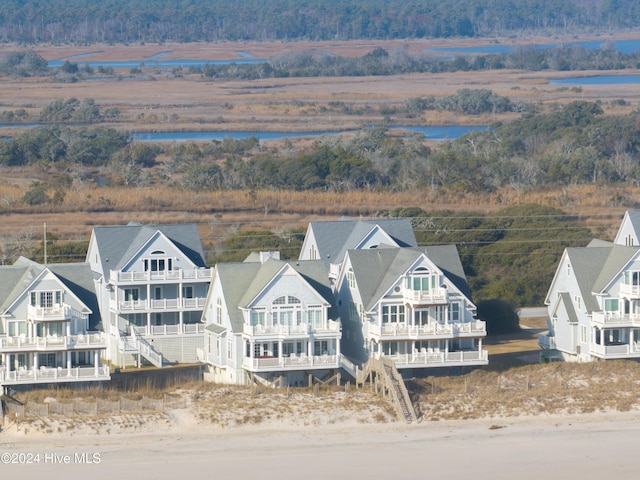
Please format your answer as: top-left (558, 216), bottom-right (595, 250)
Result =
top-left (358, 357), bottom-right (418, 423)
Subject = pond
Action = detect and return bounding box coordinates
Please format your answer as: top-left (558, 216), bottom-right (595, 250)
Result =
top-left (130, 125), bottom-right (487, 143)
top-left (550, 75), bottom-right (640, 85)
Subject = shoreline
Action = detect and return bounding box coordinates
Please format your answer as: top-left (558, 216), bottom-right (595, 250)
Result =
top-left (2, 411), bottom-right (639, 479)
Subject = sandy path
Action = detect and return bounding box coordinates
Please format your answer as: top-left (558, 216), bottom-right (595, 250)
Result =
top-left (1, 412), bottom-right (639, 479)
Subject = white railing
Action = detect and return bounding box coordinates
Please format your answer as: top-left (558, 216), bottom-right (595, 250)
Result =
top-left (0, 365), bottom-right (111, 385)
top-left (242, 354), bottom-right (338, 371)
top-left (111, 297), bottom-right (207, 312)
top-left (383, 349), bottom-right (488, 367)
top-left (402, 287), bottom-right (448, 304)
top-left (339, 354), bottom-right (358, 378)
top-left (130, 323), bottom-right (204, 336)
top-left (592, 312), bottom-right (640, 327)
top-left (243, 319), bottom-right (340, 337)
top-left (590, 342), bottom-right (640, 358)
top-left (538, 333), bottom-right (556, 350)
top-left (110, 268), bottom-right (212, 283)
top-left (370, 320), bottom-right (485, 338)
top-left (0, 333), bottom-right (107, 352)
top-left (619, 283), bottom-right (640, 298)
top-left (27, 304), bottom-right (85, 322)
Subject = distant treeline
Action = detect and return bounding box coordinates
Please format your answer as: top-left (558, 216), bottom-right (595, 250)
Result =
top-left (0, 0), bottom-right (639, 44)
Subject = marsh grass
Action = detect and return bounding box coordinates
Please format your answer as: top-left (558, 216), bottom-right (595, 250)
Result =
top-left (412, 360), bottom-right (640, 421)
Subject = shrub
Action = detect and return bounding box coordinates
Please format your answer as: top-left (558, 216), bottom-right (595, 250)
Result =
top-left (476, 299), bottom-right (520, 335)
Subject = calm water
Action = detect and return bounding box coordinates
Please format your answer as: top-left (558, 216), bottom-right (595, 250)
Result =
top-left (131, 126), bottom-right (487, 142)
top-left (550, 75), bottom-right (640, 85)
top-left (426, 39), bottom-right (640, 55)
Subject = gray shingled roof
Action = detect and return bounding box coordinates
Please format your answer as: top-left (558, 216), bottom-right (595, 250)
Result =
top-left (564, 243), bottom-right (639, 314)
top-left (48, 263), bottom-right (102, 330)
top-left (347, 245), bottom-right (472, 311)
top-left (216, 259), bottom-right (337, 334)
top-left (307, 218), bottom-right (417, 264)
top-left (0, 260), bottom-right (101, 330)
top-left (91, 223), bottom-right (207, 275)
top-left (555, 292), bottom-right (579, 324)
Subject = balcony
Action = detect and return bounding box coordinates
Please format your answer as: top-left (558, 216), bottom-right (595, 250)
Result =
top-left (111, 297), bottom-right (207, 312)
top-left (591, 312), bottom-right (640, 327)
top-left (243, 319), bottom-right (341, 338)
top-left (130, 323), bottom-right (205, 336)
top-left (27, 304), bottom-right (83, 322)
top-left (242, 354), bottom-right (339, 372)
top-left (110, 268), bottom-right (212, 284)
top-left (401, 286), bottom-right (448, 305)
top-left (538, 333), bottom-right (557, 350)
top-left (383, 349), bottom-right (488, 368)
top-left (0, 365), bottom-right (111, 385)
top-left (590, 342), bottom-right (640, 359)
top-left (369, 320), bottom-right (485, 340)
top-left (0, 333), bottom-right (107, 353)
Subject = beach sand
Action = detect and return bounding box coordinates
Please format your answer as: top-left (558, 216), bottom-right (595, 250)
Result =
top-left (1, 410), bottom-right (639, 479)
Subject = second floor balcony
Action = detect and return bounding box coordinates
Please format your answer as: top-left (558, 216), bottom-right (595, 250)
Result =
top-left (0, 332), bottom-right (107, 353)
top-left (591, 312), bottom-right (640, 327)
top-left (369, 320), bottom-right (485, 340)
top-left (27, 303), bottom-right (85, 322)
top-left (110, 268), bottom-right (212, 284)
top-left (111, 297), bottom-right (207, 313)
top-left (243, 319), bottom-right (341, 338)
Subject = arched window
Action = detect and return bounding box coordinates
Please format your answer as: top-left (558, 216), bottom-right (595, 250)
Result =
top-left (271, 295), bottom-right (303, 326)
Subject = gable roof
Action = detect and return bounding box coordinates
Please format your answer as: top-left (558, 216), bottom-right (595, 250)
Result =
top-left (561, 243), bottom-right (639, 313)
top-left (553, 292), bottom-right (579, 324)
top-left (90, 223), bottom-right (207, 274)
top-left (305, 218), bottom-right (417, 264)
top-left (345, 245), bottom-right (472, 311)
top-left (215, 259), bottom-right (337, 334)
top-left (614, 210), bottom-right (640, 245)
top-left (0, 259), bottom-right (101, 330)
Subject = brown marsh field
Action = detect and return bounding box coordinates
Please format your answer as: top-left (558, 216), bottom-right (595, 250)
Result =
top-left (1, 35), bottom-right (640, 250)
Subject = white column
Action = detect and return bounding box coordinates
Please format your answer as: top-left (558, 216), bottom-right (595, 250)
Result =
top-left (94, 350), bottom-right (99, 375)
top-left (34, 352), bottom-right (39, 370)
top-left (66, 351), bottom-right (72, 370)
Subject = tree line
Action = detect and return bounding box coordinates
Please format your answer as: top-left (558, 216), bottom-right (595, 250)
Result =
top-left (4, 100), bottom-right (640, 196)
top-left (0, 0), bottom-right (639, 44)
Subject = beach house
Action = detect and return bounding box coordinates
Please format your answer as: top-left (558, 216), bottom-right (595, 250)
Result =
top-left (200, 253), bottom-right (342, 386)
top-left (299, 218), bottom-right (417, 281)
top-left (335, 246), bottom-right (487, 374)
top-left (540, 210), bottom-right (640, 361)
top-left (87, 222), bottom-right (211, 368)
top-left (0, 257), bottom-right (109, 387)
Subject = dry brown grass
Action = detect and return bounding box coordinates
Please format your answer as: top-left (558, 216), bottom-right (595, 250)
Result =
top-left (0, 180), bottom-right (633, 247)
top-left (410, 360), bottom-right (640, 421)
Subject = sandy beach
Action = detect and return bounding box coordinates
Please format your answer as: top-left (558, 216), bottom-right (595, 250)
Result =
top-left (1, 411), bottom-right (639, 479)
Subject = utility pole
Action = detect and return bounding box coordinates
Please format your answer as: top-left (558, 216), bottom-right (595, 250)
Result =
top-left (43, 222), bottom-right (47, 264)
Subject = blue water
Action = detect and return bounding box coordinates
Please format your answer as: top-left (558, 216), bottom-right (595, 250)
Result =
top-left (47, 58), bottom-right (266, 69)
top-left (426, 39), bottom-right (640, 55)
top-left (550, 75), bottom-right (640, 85)
top-left (131, 126), bottom-right (486, 143)
top-left (389, 125), bottom-right (487, 139)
